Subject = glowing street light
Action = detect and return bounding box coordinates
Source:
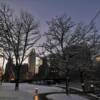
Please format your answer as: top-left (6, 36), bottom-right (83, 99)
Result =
top-left (96, 56), bottom-right (100, 62)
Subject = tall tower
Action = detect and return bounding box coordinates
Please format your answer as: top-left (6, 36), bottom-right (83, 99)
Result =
top-left (28, 49), bottom-right (36, 76)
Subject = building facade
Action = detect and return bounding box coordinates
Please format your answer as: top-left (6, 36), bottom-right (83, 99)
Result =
top-left (28, 49), bottom-right (36, 77)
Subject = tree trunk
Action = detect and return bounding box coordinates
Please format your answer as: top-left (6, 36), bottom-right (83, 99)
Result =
top-left (79, 69), bottom-right (85, 92)
top-left (15, 65), bottom-right (20, 90)
top-left (65, 70), bottom-right (70, 94)
top-left (66, 77), bottom-right (69, 94)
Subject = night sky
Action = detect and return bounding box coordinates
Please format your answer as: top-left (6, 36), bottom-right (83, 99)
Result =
top-left (2, 0), bottom-right (100, 33)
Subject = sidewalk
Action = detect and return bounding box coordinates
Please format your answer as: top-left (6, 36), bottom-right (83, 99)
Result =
top-left (55, 83), bottom-right (100, 100)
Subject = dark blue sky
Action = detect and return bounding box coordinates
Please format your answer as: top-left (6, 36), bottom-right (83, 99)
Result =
top-left (2, 0), bottom-right (100, 32)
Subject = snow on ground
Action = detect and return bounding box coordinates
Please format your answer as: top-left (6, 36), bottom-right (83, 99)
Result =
top-left (47, 94), bottom-right (89, 100)
top-left (1, 83), bottom-right (64, 94)
top-left (19, 83), bottom-right (64, 94)
top-left (0, 83), bottom-right (90, 100)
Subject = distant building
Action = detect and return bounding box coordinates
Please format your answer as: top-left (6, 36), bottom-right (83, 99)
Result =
top-left (4, 57), bottom-right (29, 81)
top-left (20, 64), bottom-right (28, 80)
top-left (38, 57), bottom-right (48, 79)
top-left (35, 57), bottom-right (42, 74)
top-left (47, 55), bottom-right (60, 79)
top-left (28, 49), bottom-right (36, 77)
top-left (4, 57), bottom-right (15, 81)
top-left (38, 56), bottom-right (59, 79)
top-left (4, 49), bottom-right (45, 81)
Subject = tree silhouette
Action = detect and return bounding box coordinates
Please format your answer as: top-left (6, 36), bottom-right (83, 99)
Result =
top-left (43, 14), bottom-right (100, 94)
top-left (0, 3), bottom-right (40, 90)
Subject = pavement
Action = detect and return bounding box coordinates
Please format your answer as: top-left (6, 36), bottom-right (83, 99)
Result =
top-left (55, 82), bottom-right (100, 100)
top-left (70, 82), bottom-right (100, 100)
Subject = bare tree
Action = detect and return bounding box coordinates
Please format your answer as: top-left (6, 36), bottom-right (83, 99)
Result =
top-left (43, 14), bottom-right (100, 94)
top-left (43, 15), bottom-right (75, 94)
top-left (0, 3), bottom-right (40, 90)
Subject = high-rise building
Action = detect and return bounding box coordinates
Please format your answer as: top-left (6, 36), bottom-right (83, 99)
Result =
top-left (28, 49), bottom-right (36, 76)
top-left (4, 57), bottom-right (15, 81)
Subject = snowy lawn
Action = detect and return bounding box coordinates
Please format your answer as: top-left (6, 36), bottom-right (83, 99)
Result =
top-left (19, 83), bottom-right (64, 94)
top-left (1, 83), bottom-right (64, 94)
top-left (1, 83), bottom-right (90, 100)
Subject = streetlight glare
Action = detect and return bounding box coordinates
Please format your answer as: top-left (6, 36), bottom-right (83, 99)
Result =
top-left (96, 56), bottom-right (100, 62)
